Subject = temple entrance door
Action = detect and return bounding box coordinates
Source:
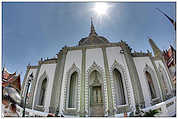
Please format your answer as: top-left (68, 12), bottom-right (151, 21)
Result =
top-left (90, 85), bottom-right (104, 117)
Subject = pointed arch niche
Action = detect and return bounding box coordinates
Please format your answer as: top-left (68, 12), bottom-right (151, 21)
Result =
top-left (34, 71), bottom-right (49, 108)
top-left (68, 72), bottom-right (78, 108)
top-left (63, 63), bottom-right (80, 115)
top-left (113, 69), bottom-right (126, 105)
top-left (143, 64), bottom-right (161, 104)
top-left (85, 62), bottom-right (106, 116)
top-left (110, 60), bottom-right (130, 112)
top-left (158, 64), bottom-right (172, 96)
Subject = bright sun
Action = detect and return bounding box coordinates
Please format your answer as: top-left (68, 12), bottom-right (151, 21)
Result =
top-left (93, 3), bottom-right (110, 16)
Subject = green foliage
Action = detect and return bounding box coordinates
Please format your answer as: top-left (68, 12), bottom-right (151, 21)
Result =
top-left (129, 112), bottom-right (134, 117)
top-left (128, 104), bottom-right (159, 117)
top-left (143, 109), bottom-right (159, 117)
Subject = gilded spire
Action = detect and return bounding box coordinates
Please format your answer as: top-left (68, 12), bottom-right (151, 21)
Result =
top-left (148, 38), bottom-right (162, 57)
top-left (89, 17), bottom-right (97, 36)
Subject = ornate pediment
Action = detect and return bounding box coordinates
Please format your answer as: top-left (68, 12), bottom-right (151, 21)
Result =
top-left (87, 61), bottom-right (103, 75)
top-left (67, 63), bottom-right (80, 76)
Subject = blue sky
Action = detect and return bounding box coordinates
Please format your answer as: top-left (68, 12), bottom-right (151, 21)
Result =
top-left (2, 2), bottom-right (176, 83)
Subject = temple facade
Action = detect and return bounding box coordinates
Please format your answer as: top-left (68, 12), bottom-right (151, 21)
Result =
top-left (20, 20), bottom-right (175, 117)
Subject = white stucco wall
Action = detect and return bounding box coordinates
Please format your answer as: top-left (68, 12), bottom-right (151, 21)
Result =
top-left (23, 68), bottom-right (38, 97)
top-left (60, 50), bottom-right (82, 113)
top-left (154, 60), bottom-right (172, 90)
top-left (86, 48), bottom-right (105, 70)
top-left (106, 46), bottom-right (135, 109)
top-left (133, 57), bottom-right (162, 107)
top-left (32, 63), bottom-right (57, 112)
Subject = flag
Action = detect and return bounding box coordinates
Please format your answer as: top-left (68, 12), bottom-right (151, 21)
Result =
top-left (167, 46), bottom-right (173, 57)
top-left (156, 8), bottom-right (176, 31)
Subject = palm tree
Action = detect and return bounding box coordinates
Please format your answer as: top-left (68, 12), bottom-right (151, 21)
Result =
top-left (143, 109), bottom-right (159, 117)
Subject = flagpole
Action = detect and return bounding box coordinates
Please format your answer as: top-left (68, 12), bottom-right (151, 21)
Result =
top-left (156, 8), bottom-right (176, 48)
top-left (156, 8), bottom-right (176, 31)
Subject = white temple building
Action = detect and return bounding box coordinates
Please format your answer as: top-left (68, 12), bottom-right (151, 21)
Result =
top-left (18, 20), bottom-right (176, 117)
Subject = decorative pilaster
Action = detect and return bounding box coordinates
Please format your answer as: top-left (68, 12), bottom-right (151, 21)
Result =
top-left (49, 46), bottom-right (68, 113)
top-left (120, 41), bottom-right (145, 107)
top-left (79, 48), bottom-right (86, 116)
top-left (102, 47), bottom-right (114, 116)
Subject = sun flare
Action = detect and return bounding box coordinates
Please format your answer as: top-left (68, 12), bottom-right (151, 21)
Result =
top-left (93, 3), bottom-right (110, 16)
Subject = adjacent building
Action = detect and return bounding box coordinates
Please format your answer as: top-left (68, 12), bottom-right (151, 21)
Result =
top-left (163, 45), bottom-right (176, 85)
top-left (2, 68), bottom-right (21, 91)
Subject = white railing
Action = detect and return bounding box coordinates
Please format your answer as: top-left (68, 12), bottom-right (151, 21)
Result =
top-left (16, 105), bottom-right (48, 117)
top-left (115, 96), bottom-right (176, 117)
top-left (16, 96), bottom-right (176, 117)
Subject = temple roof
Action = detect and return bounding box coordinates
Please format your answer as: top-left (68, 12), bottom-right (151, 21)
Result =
top-left (2, 67), bottom-right (21, 91)
top-left (78, 18), bottom-right (110, 46)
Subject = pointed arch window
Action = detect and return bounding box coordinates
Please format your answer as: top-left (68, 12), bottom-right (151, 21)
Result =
top-left (159, 67), bottom-right (171, 95)
top-left (68, 72), bottom-right (78, 108)
top-left (113, 69), bottom-right (126, 105)
top-left (160, 72), bottom-right (168, 94)
top-left (26, 82), bottom-right (32, 104)
top-left (39, 78), bottom-right (47, 106)
top-left (145, 71), bottom-right (156, 99)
